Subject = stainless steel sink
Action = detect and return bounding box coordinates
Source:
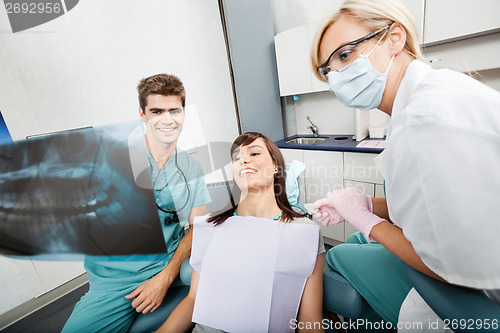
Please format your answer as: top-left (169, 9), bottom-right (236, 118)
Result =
top-left (286, 137), bottom-right (327, 144)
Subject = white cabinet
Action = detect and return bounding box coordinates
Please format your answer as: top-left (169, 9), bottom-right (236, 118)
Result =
top-left (423, 32), bottom-right (500, 73)
top-left (400, 0), bottom-right (425, 44)
top-left (303, 150), bottom-right (344, 243)
top-left (343, 152), bottom-right (383, 239)
top-left (280, 148), bottom-right (344, 205)
top-left (274, 25), bottom-right (312, 96)
top-left (343, 152), bottom-right (384, 185)
top-left (343, 180), bottom-right (375, 239)
top-left (281, 148), bottom-right (384, 244)
top-left (302, 150), bottom-right (344, 202)
top-left (424, 0), bottom-right (500, 45)
top-left (343, 179), bottom-right (385, 241)
top-left (274, 21), bottom-right (331, 96)
top-left (422, 1), bottom-right (500, 72)
top-left (280, 148), bottom-right (344, 243)
top-left (375, 184), bottom-right (385, 198)
top-left (307, 21), bottom-right (330, 93)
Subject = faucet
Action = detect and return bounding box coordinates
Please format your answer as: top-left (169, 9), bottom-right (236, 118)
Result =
top-left (306, 115), bottom-right (319, 137)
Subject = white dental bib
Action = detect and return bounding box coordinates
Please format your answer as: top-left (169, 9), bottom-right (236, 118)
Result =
top-left (190, 216), bottom-right (319, 333)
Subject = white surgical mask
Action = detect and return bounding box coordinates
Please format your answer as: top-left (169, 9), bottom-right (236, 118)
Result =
top-left (328, 37), bottom-right (395, 111)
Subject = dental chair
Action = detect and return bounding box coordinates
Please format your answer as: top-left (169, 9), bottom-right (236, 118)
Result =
top-left (323, 268), bottom-right (367, 319)
top-left (323, 268), bottom-right (394, 333)
top-left (404, 264), bottom-right (500, 333)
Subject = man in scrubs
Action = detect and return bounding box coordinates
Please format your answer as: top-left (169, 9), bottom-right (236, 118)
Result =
top-left (63, 74), bottom-right (210, 332)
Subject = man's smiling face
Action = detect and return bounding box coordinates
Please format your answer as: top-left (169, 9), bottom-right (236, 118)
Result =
top-left (140, 94), bottom-right (185, 147)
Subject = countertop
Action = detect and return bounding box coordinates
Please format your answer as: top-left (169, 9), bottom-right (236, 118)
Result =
top-left (275, 134), bottom-right (385, 154)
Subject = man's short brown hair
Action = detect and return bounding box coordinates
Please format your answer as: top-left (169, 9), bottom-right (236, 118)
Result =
top-left (137, 74), bottom-right (186, 112)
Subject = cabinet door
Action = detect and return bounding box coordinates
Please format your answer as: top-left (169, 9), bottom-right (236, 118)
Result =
top-left (344, 152), bottom-right (383, 185)
top-left (303, 150), bottom-right (344, 243)
top-left (308, 21), bottom-right (330, 93)
top-left (375, 184), bottom-right (385, 199)
top-left (343, 180), bottom-right (375, 240)
top-left (274, 25), bottom-right (312, 96)
top-left (424, 0), bottom-right (500, 45)
top-left (303, 150), bottom-right (343, 201)
top-left (400, 0), bottom-right (424, 44)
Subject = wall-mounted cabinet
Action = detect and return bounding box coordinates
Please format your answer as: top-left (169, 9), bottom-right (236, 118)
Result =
top-left (421, 0), bottom-right (500, 72)
top-left (423, 0), bottom-right (500, 45)
top-left (308, 21), bottom-right (330, 93)
top-left (423, 32), bottom-right (500, 73)
top-left (274, 25), bottom-right (313, 96)
top-left (274, 22), bottom-right (329, 96)
top-left (402, 0), bottom-right (425, 44)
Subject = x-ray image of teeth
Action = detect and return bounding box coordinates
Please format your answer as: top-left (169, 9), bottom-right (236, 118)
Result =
top-left (0, 121), bottom-right (167, 257)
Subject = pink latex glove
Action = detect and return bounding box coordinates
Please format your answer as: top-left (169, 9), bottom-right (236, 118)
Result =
top-left (312, 203), bottom-right (344, 226)
top-left (312, 187), bottom-right (373, 226)
top-left (313, 187), bottom-right (382, 240)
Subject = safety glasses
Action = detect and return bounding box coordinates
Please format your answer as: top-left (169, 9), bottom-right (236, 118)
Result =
top-left (317, 25), bottom-right (390, 81)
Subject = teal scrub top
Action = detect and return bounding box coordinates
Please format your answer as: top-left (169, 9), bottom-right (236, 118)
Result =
top-left (84, 146), bottom-right (211, 289)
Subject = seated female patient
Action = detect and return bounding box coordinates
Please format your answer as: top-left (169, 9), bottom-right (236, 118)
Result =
top-left (157, 132), bottom-right (325, 333)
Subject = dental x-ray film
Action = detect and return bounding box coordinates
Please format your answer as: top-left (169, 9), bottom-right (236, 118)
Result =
top-left (0, 121), bottom-right (167, 257)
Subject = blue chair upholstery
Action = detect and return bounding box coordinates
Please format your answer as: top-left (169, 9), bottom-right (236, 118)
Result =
top-left (323, 267), bottom-right (367, 319)
top-left (128, 258), bottom-right (193, 333)
top-left (127, 285), bottom-right (189, 333)
top-left (404, 264), bottom-right (500, 333)
top-left (180, 257), bottom-right (193, 286)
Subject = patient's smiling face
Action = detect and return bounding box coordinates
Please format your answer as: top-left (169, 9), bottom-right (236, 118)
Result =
top-left (231, 138), bottom-right (277, 192)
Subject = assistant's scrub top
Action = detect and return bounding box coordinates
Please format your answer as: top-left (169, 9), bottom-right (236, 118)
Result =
top-left (374, 60), bottom-right (500, 289)
top-left (84, 146), bottom-right (210, 288)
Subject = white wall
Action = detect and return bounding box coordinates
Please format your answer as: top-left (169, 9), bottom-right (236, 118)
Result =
top-left (294, 91), bottom-right (354, 135)
top-left (0, 0), bottom-right (238, 144)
